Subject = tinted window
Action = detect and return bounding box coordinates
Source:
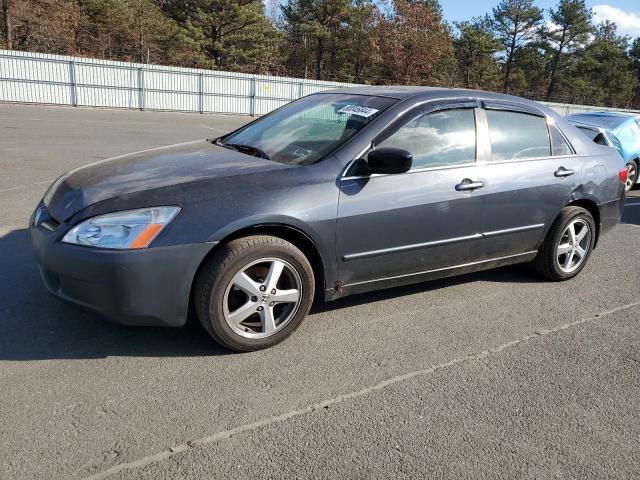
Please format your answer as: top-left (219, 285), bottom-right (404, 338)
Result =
top-left (378, 109), bottom-right (476, 169)
top-left (550, 126), bottom-right (574, 156)
top-left (486, 110), bottom-right (551, 161)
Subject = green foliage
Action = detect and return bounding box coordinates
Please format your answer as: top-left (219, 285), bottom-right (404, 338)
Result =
top-left (454, 18), bottom-right (501, 89)
top-left (542, 0), bottom-right (593, 100)
top-left (489, 0), bottom-right (544, 90)
top-left (570, 22), bottom-right (637, 108)
top-left (177, 0), bottom-right (280, 73)
top-left (281, 0), bottom-right (356, 80)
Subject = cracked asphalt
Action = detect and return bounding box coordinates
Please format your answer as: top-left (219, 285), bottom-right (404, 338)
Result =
top-left (1, 104), bottom-right (639, 479)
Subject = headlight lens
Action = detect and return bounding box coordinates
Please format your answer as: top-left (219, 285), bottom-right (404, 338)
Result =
top-left (62, 206), bottom-right (180, 249)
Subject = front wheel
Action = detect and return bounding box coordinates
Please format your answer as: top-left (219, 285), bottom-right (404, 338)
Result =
top-left (533, 206), bottom-right (596, 281)
top-left (625, 161), bottom-right (638, 192)
top-left (195, 235), bottom-right (315, 352)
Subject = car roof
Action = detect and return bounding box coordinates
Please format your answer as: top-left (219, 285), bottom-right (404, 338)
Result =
top-left (566, 112), bottom-right (638, 130)
top-left (319, 86), bottom-right (543, 104)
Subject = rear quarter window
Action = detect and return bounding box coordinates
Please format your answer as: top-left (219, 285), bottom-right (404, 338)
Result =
top-left (550, 126), bottom-right (574, 156)
top-left (486, 110), bottom-right (551, 161)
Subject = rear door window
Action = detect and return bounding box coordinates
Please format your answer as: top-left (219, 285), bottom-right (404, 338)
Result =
top-left (485, 110), bottom-right (551, 161)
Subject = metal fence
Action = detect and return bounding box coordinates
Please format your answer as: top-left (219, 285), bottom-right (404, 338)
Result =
top-left (1, 49), bottom-right (639, 117)
top-left (0, 50), bottom-right (361, 116)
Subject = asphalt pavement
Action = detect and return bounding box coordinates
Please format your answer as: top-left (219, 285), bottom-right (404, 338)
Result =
top-left (0, 104), bottom-right (639, 479)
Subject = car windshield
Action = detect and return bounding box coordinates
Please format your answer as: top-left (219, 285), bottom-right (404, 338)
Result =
top-left (218, 93), bottom-right (397, 165)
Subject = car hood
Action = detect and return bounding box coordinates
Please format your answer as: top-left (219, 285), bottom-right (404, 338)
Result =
top-left (45, 140), bottom-right (291, 221)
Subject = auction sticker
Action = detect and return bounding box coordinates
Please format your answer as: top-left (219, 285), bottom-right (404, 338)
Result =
top-left (337, 105), bottom-right (380, 118)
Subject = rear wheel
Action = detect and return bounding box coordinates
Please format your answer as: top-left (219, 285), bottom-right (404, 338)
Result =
top-left (625, 161), bottom-right (638, 192)
top-left (533, 206), bottom-right (596, 281)
top-left (195, 235), bottom-right (315, 352)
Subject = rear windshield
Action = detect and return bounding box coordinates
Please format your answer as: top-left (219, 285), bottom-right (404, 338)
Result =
top-left (219, 94), bottom-right (397, 165)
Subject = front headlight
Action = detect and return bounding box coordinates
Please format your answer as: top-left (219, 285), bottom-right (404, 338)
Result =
top-left (62, 206), bottom-right (181, 249)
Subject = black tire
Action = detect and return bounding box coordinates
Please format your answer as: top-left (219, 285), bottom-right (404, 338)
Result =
top-left (625, 160), bottom-right (638, 192)
top-left (533, 206), bottom-right (596, 281)
top-left (194, 235), bottom-right (315, 352)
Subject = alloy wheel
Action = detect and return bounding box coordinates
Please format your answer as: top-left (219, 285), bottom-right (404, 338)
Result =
top-left (222, 257), bottom-right (302, 339)
top-left (556, 219), bottom-right (591, 274)
top-left (626, 162), bottom-right (637, 192)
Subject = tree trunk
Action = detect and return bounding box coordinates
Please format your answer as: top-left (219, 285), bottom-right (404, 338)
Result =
top-left (546, 31), bottom-right (567, 101)
top-left (315, 37), bottom-right (324, 80)
top-left (546, 50), bottom-right (562, 102)
top-left (502, 36), bottom-right (516, 91)
top-left (2, 0), bottom-right (12, 50)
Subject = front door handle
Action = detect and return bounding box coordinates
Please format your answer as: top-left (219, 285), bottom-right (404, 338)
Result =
top-left (455, 179), bottom-right (485, 191)
top-left (554, 167), bottom-right (575, 178)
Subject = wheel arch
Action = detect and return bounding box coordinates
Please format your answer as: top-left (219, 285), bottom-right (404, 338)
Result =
top-left (189, 223), bottom-right (328, 312)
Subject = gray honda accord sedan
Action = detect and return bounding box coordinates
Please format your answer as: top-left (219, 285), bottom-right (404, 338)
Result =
top-left (31, 87), bottom-right (626, 351)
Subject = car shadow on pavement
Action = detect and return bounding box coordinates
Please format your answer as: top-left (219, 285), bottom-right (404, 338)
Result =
top-left (312, 264), bottom-right (539, 314)
top-left (622, 192), bottom-right (640, 226)
top-left (0, 228), bottom-right (230, 361)
top-left (2, 227), bottom-right (543, 361)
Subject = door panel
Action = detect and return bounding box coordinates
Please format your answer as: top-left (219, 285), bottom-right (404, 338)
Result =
top-left (337, 166), bottom-right (486, 285)
top-left (477, 157), bottom-right (582, 260)
top-left (476, 106), bottom-right (582, 259)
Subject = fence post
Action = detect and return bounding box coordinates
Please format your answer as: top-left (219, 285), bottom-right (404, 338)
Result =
top-left (68, 60), bottom-right (78, 107)
top-left (250, 77), bottom-right (257, 116)
top-left (138, 67), bottom-right (145, 111)
top-left (198, 72), bottom-right (204, 114)
top-left (298, 82), bottom-right (304, 100)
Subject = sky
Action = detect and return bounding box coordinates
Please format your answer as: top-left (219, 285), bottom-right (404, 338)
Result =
top-left (440, 1), bottom-right (640, 38)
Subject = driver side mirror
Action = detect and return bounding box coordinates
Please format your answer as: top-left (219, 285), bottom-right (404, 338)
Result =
top-left (366, 148), bottom-right (413, 175)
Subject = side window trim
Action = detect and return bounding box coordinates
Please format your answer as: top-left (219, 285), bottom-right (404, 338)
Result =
top-left (481, 100), bottom-right (546, 118)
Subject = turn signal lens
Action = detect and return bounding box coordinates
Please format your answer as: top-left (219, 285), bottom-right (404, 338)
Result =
top-left (619, 168), bottom-right (629, 184)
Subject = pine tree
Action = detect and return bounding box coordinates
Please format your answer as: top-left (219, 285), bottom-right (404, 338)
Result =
top-left (454, 18), bottom-right (501, 89)
top-left (572, 22), bottom-right (637, 108)
top-left (281, 0), bottom-right (354, 80)
top-left (543, 0), bottom-right (593, 101)
top-left (489, 0), bottom-right (543, 91)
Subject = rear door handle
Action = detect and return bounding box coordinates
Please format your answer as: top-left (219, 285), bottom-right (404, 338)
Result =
top-left (554, 167), bottom-right (575, 178)
top-left (455, 179), bottom-right (485, 191)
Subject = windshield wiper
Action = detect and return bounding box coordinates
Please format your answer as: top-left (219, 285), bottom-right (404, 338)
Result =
top-left (216, 139), bottom-right (270, 160)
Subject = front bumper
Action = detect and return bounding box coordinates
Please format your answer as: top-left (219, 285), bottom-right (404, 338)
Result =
top-left (30, 221), bottom-right (215, 327)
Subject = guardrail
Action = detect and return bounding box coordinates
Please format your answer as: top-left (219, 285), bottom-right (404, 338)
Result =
top-left (1, 50), bottom-right (638, 117)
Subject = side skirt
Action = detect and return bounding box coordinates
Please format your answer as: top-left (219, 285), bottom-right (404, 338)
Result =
top-left (325, 250), bottom-right (538, 300)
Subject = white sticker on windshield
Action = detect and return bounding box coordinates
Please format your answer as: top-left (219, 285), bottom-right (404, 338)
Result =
top-left (337, 105), bottom-right (380, 118)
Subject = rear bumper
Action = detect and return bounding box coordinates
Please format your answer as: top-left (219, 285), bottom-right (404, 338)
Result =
top-left (31, 223), bottom-right (215, 327)
top-left (599, 197), bottom-right (625, 238)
